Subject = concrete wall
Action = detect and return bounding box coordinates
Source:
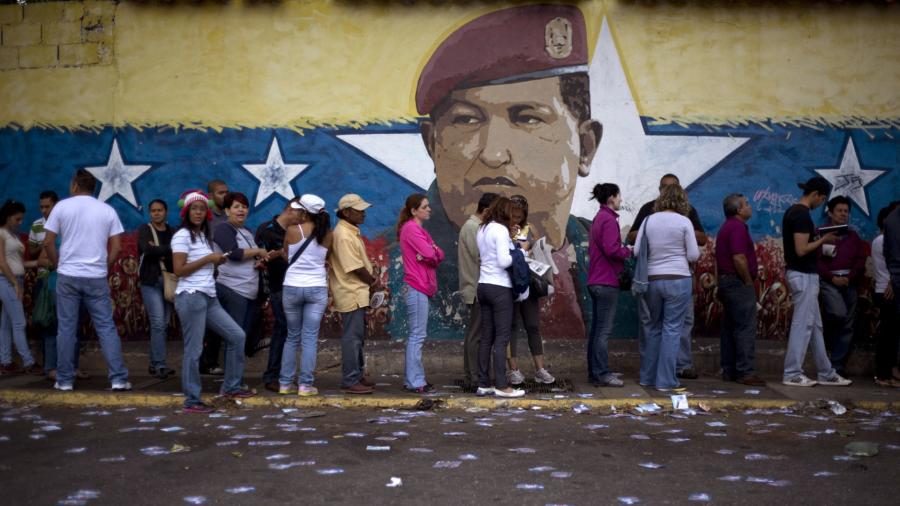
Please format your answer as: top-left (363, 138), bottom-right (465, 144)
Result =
top-left (1, 0), bottom-right (897, 341)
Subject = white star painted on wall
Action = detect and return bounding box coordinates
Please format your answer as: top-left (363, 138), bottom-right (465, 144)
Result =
top-left (85, 138), bottom-right (152, 209)
top-left (334, 17), bottom-right (749, 226)
top-left (815, 138), bottom-right (886, 216)
top-left (242, 137), bottom-right (308, 206)
top-left (572, 18), bottom-right (750, 225)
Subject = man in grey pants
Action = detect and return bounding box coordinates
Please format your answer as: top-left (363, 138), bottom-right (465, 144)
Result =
top-left (781, 176), bottom-right (851, 387)
top-left (458, 193), bottom-right (498, 385)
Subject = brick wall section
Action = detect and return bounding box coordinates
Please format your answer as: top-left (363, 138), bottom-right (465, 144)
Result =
top-left (0, 1), bottom-right (115, 71)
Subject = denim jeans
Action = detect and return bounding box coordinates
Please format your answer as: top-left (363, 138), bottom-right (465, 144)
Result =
top-left (677, 300), bottom-right (695, 372)
top-left (263, 289), bottom-right (288, 383)
top-left (587, 284), bottom-right (619, 382)
top-left (783, 270), bottom-right (835, 381)
top-left (477, 283), bottom-right (514, 389)
top-left (509, 294), bottom-right (543, 358)
top-left (640, 277), bottom-right (692, 389)
top-left (404, 285), bottom-right (429, 389)
top-left (175, 291), bottom-right (246, 406)
top-left (280, 286), bottom-right (327, 386)
top-left (819, 281), bottom-right (857, 373)
top-left (0, 276), bottom-right (35, 367)
top-left (140, 279), bottom-right (172, 370)
top-left (462, 302), bottom-right (481, 384)
top-left (339, 308), bottom-right (367, 388)
top-left (717, 274), bottom-right (757, 379)
top-left (55, 274), bottom-right (128, 387)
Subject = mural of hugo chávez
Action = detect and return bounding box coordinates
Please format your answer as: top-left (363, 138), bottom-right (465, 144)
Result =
top-left (389, 4), bottom-right (602, 339)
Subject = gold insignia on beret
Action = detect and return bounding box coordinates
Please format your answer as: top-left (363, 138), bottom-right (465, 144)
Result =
top-left (545, 17), bottom-right (573, 59)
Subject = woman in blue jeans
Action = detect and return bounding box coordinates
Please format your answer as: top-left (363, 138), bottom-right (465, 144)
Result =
top-left (278, 194), bottom-right (332, 396)
top-left (397, 194), bottom-right (444, 394)
top-left (0, 200), bottom-right (40, 375)
top-left (586, 184), bottom-right (632, 387)
top-left (172, 190), bottom-right (255, 413)
top-left (633, 184), bottom-right (700, 392)
top-left (137, 199), bottom-right (176, 379)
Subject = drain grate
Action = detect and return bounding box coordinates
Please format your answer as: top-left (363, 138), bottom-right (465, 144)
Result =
top-left (454, 378), bottom-right (575, 394)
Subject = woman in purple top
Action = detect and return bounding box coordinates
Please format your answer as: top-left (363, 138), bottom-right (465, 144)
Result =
top-left (587, 184), bottom-right (633, 387)
top-left (397, 194), bottom-right (445, 393)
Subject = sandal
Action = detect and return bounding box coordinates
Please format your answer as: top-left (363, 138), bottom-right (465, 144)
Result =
top-left (875, 377), bottom-right (900, 388)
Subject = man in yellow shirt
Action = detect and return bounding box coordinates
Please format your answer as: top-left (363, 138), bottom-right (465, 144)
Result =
top-left (330, 194), bottom-right (383, 394)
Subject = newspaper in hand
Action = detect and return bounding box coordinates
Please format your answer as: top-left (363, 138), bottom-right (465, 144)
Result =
top-left (525, 257), bottom-right (551, 277)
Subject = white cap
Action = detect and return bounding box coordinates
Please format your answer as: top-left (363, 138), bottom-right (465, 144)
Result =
top-left (291, 194), bottom-right (326, 214)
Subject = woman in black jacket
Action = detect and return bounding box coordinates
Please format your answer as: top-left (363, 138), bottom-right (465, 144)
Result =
top-left (138, 199), bottom-right (176, 378)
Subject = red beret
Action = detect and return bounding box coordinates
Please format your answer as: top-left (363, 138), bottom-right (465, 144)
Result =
top-left (416, 4), bottom-right (589, 115)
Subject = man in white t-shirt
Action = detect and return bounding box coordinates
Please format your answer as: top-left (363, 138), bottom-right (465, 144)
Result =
top-left (43, 169), bottom-right (130, 391)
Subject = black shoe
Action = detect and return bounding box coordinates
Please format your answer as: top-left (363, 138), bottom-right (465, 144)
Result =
top-left (149, 366), bottom-right (175, 379)
top-left (677, 368), bottom-right (698, 380)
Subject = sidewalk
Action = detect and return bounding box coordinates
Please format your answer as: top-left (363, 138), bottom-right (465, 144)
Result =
top-left (2, 353), bottom-right (898, 411)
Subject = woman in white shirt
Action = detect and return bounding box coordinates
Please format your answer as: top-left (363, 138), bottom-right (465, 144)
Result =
top-left (873, 203), bottom-right (899, 387)
top-left (172, 190), bottom-right (255, 414)
top-left (279, 194), bottom-right (332, 397)
top-left (634, 184), bottom-right (700, 392)
top-left (475, 197), bottom-right (525, 398)
top-left (0, 200), bottom-right (39, 374)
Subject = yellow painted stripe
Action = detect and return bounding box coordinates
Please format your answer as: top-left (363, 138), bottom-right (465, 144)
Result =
top-left (1, 0), bottom-right (898, 130)
top-left (4, 389), bottom-right (897, 411)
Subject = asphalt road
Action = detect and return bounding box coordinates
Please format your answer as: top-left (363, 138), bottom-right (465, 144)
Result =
top-left (1, 401), bottom-right (897, 505)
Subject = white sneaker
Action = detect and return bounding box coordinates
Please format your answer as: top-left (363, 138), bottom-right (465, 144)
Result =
top-left (507, 369), bottom-right (525, 385)
top-left (818, 373), bottom-right (852, 386)
top-left (534, 368), bottom-right (555, 384)
top-left (475, 387), bottom-right (495, 397)
top-left (782, 374), bottom-right (817, 387)
top-left (53, 382), bottom-right (73, 391)
top-left (111, 381), bottom-right (132, 391)
top-left (495, 388), bottom-right (526, 398)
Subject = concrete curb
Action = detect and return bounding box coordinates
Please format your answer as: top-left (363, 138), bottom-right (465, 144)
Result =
top-left (3, 389), bottom-right (898, 411)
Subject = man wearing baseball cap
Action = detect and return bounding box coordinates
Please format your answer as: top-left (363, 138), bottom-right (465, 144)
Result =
top-left (407, 4), bottom-right (601, 342)
top-left (781, 176), bottom-right (850, 387)
top-left (330, 193), bottom-right (382, 394)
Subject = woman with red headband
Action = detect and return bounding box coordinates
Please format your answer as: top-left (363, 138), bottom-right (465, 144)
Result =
top-left (171, 190), bottom-right (254, 413)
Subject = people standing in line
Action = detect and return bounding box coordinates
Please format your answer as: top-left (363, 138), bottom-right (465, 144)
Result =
top-left (43, 169), bottom-right (130, 391)
top-left (199, 178), bottom-right (230, 375)
top-left (27, 191), bottom-right (58, 259)
top-left (255, 199), bottom-right (302, 392)
top-left (330, 194), bottom-right (382, 394)
top-left (212, 192), bottom-right (275, 368)
top-left (458, 192), bottom-right (498, 386)
top-left (634, 184), bottom-right (700, 393)
top-left (781, 176), bottom-right (851, 387)
top-left (398, 194), bottom-right (445, 394)
top-left (505, 195), bottom-right (555, 386)
top-left (279, 195), bottom-right (332, 397)
top-left (0, 200), bottom-right (40, 375)
top-left (715, 194), bottom-right (766, 387)
top-left (137, 199), bottom-right (176, 379)
top-left (475, 197), bottom-right (525, 398)
top-left (872, 202), bottom-right (900, 387)
top-left (172, 190), bottom-right (254, 414)
top-left (817, 196), bottom-right (868, 376)
top-left (881, 202), bottom-right (900, 384)
top-left (586, 183), bottom-right (632, 388)
top-left (628, 174), bottom-right (706, 381)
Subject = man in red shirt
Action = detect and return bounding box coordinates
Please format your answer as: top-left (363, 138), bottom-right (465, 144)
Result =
top-left (715, 194), bottom-right (765, 386)
top-left (817, 196), bottom-right (868, 376)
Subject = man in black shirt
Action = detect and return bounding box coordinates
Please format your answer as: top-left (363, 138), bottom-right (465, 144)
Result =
top-left (255, 199), bottom-right (302, 392)
top-left (627, 174), bottom-right (707, 380)
top-left (781, 176), bottom-right (849, 387)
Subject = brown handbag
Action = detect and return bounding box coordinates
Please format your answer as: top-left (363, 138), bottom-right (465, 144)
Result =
top-left (149, 225), bottom-right (178, 303)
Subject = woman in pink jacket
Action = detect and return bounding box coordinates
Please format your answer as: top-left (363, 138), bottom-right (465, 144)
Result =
top-left (587, 183), bottom-right (633, 387)
top-left (397, 194), bottom-right (445, 393)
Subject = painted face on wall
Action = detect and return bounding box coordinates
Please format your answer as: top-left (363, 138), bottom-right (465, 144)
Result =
top-left (423, 76), bottom-right (599, 247)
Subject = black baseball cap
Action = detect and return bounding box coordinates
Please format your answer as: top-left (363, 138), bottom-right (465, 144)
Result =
top-left (797, 176), bottom-right (831, 195)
